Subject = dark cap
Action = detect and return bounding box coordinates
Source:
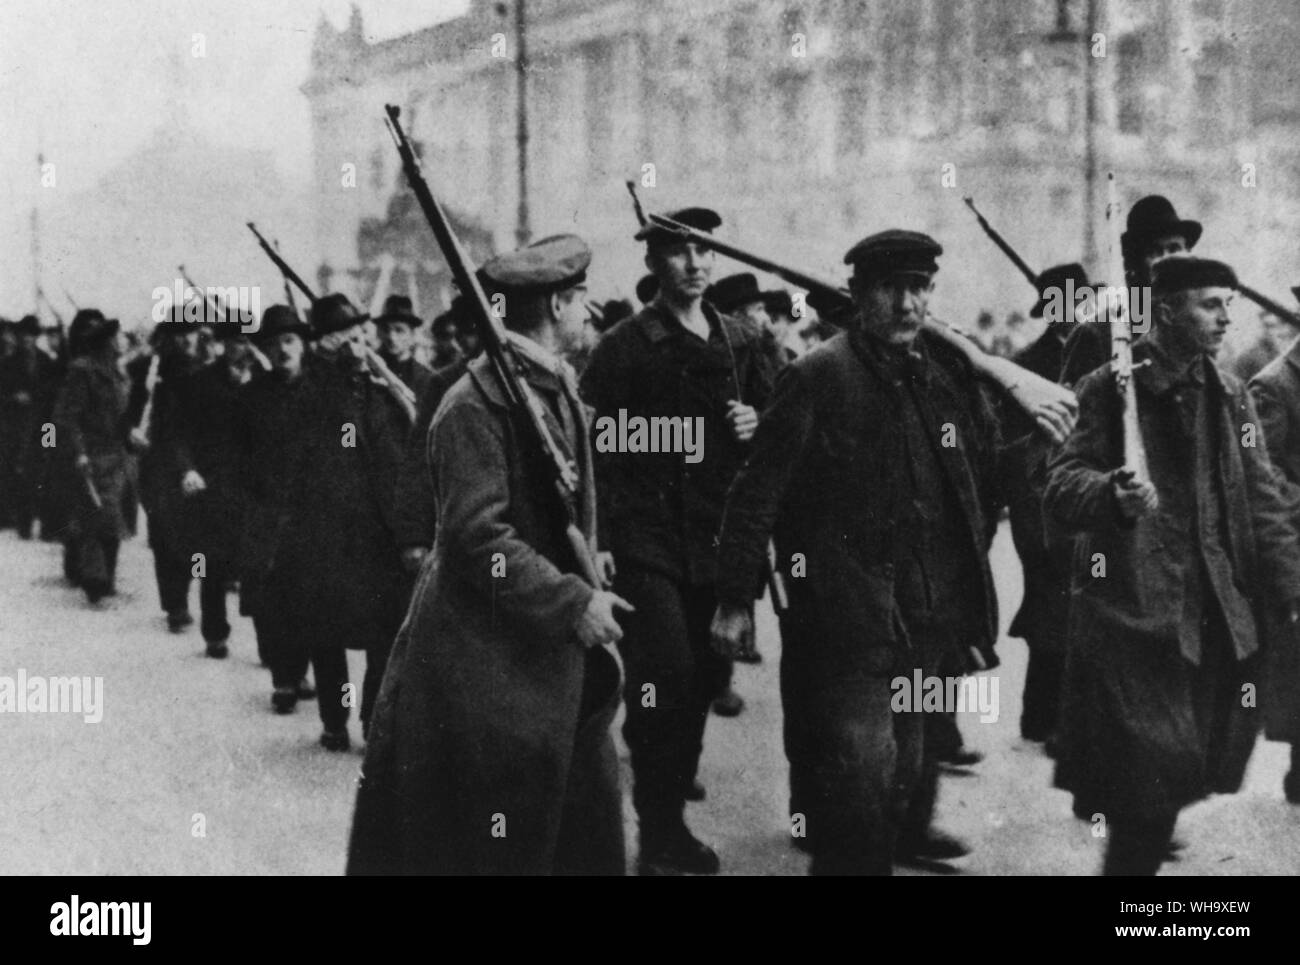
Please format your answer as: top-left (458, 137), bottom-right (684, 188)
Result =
top-left (310, 293), bottom-right (369, 339)
top-left (843, 229), bottom-right (942, 276)
top-left (481, 233), bottom-right (591, 295)
top-left (1122, 195), bottom-right (1202, 256)
top-left (705, 273), bottom-right (777, 314)
top-left (764, 290), bottom-right (794, 319)
top-left (375, 293), bottom-right (423, 329)
top-left (69, 310), bottom-right (119, 352)
top-left (253, 304), bottom-right (312, 342)
top-left (635, 274), bottom-right (659, 305)
top-left (595, 298), bottom-right (634, 333)
top-left (151, 303), bottom-right (201, 342)
top-left (1150, 255), bottom-right (1237, 295)
top-left (16, 314), bottom-right (40, 336)
top-left (1032, 262), bottom-right (1091, 319)
top-left (635, 206), bottom-right (722, 245)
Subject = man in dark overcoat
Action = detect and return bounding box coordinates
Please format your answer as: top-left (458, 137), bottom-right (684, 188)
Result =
top-left (236, 299), bottom-right (409, 749)
top-left (0, 315), bottom-right (56, 539)
top-left (1045, 256), bottom-right (1300, 874)
top-left (711, 230), bottom-right (1003, 875)
top-left (347, 234), bottom-right (626, 875)
top-left (1248, 318), bottom-right (1300, 803)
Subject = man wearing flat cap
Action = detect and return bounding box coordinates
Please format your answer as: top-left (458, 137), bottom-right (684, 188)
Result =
top-left (712, 228), bottom-right (1004, 874)
top-left (349, 233), bottom-right (626, 875)
top-left (1061, 194), bottom-right (1201, 386)
top-left (1005, 263), bottom-right (1093, 748)
top-left (579, 207), bottom-right (781, 875)
top-left (235, 297), bottom-right (409, 751)
top-left (1046, 256), bottom-right (1300, 873)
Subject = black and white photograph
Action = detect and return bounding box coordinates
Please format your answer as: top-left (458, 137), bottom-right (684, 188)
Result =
top-left (2, 0), bottom-right (1298, 908)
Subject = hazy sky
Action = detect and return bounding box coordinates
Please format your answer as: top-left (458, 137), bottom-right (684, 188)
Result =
top-left (1, 0), bottom-right (469, 314)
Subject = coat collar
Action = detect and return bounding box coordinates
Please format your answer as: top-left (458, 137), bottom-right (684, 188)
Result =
top-left (635, 300), bottom-right (737, 346)
top-left (1133, 337), bottom-right (1223, 397)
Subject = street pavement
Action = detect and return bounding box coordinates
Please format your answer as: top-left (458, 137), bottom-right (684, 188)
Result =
top-left (1, 523), bottom-right (1297, 875)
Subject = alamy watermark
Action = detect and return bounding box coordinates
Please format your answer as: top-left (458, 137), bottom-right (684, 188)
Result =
top-left (1040, 280), bottom-right (1151, 335)
top-left (151, 279), bottom-right (261, 333)
top-left (593, 409), bottom-right (704, 464)
top-left (890, 670), bottom-right (999, 723)
top-left (0, 669), bottom-right (103, 723)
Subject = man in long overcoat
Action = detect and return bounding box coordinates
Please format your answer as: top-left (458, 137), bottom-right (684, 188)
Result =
top-left (1248, 325), bottom-right (1300, 802)
top-left (1045, 256), bottom-right (1300, 874)
top-left (347, 235), bottom-right (627, 876)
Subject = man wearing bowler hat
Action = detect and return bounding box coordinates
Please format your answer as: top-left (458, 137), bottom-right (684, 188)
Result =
top-left (1046, 256), bottom-right (1300, 873)
top-left (349, 234), bottom-right (626, 875)
top-left (581, 207), bottom-right (781, 875)
top-left (373, 294), bottom-right (434, 397)
top-left (1061, 195), bottom-right (1202, 386)
top-left (712, 229), bottom-right (1003, 874)
top-left (236, 297), bottom-right (409, 750)
top-left (0, 314), bottom-right (56, 539)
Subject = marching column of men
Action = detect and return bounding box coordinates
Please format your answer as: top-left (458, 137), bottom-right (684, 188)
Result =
top-left (11, 184), bottom-right (1300, 877)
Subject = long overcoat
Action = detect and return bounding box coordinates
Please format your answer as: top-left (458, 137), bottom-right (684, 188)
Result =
top-left (1045, 341), bottom-right (1300, 818)
top-left (50, 355), bottom-right (133, 541)
top-left (347, 357), bottom-right (624, 875)
top-left (1248, 338), bottom-right (1300, 742)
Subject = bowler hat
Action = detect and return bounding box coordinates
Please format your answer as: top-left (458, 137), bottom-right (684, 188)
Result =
top-left (252, 304), bottom-right (311, 342)
top-left (309, 293), bottom-right (368, 339)
top-left (1122, 195), bottom-right (1202, 256)
top-left (16, 314), bottom-right (41, 337)
top-left (706, 273), bottom-right (779, 315)
top-left (375, 293), bottom-right (423, 328)
top-left (1031, 263), bottom-right (1091, 319)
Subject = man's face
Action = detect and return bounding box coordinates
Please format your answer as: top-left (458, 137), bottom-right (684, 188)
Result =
top-left (553, 285), bottom-right (591, 356)
top-left (267, 332), bottom-right (304, 377)
top-left (164, 330), bottom-right (201, 361)
top-left (222, 339), bottom-right (254, 382)
top-left (1142, 234), bottom-right (1189, 275)
top-left (455, 325), bottom-right (480, 359)
top-left (1160, 286), bottom-right (1233, 359)
top-left (378, 321), bottom-right (414, 360)
top-left (735, 299), bottom-right (774, 333)
top-left (316, 322), bottom-right (368, 368)
top-left (648, 241), bottom-right (714, 301)
top-left (1261, 312), bottom-right (1300, 352)
top-left (851, 272), bottom-right (934, 347)
top-left (432, 322), bottom-right (459, 360)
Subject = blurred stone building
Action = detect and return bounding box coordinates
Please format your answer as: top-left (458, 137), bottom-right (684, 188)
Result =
top-left (303, 0), bottom-right (1300, 342)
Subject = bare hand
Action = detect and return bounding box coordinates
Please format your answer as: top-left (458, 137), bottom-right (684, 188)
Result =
top-left (595, 551), bottom-right (616, 588)
top-left (1034, 400), bottom-right (1077, 445)
top-left (726, 401), bottom-right (758, 443)
top-left (1113, 470), bottom-right (1158, 519)
top-left (129, 427), bottom-right (150, 451)
top-left (710, 603), bottom-right (755, 659)
top-left (400, 546), bottom-right (428, 575)
top-left (181, 470), bottom-right (207, 496)
top-left (75, 454), bottom-right (92, 477)
top-left (575, 589), bottom-right (635, 649)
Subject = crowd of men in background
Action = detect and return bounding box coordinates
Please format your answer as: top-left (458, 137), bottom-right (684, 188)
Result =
top-left (4, 188), bottom-right (1300, 877)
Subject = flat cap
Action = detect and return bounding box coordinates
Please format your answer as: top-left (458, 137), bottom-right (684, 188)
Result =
top-left (844, 229), bottom-right (942, 276)
top-left (481, 233), bottom-right (591, 294)
top-left (635, 206), bottom-right (722, 244)
top-left (1150, 255), bottom-right (1237, 295)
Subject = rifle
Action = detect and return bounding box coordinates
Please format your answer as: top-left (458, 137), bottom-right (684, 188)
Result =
top-left (247, 223), bottom-right (318, 303)
top-left (384, 103), bottom-right (603, 589)
top-left (962, 197), bottom-right (1039, 288)
top-left (36, 287), bottom-right (67, 349)
top-left (1103, 173), bottom-right (1154, 499)
top-left (1236, 282), bottom-right (1300, 329)
top-left (625, 184), bottom-right (1078, 444)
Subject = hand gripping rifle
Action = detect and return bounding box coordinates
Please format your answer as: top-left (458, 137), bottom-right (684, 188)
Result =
top-left (246, 223), bottom-right (416, 417)
top-left (383, 104), bottom-right (603, 589)
top-left (625, 183), bottom-right (1078, 444)
top-left (1103, 173), bottom-right (1154, 501)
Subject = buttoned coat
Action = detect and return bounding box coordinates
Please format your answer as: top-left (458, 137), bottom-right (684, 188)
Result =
top-left (347, 357), bottom-right (624, 875)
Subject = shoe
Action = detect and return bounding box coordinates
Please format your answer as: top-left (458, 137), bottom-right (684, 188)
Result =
top-left (166, 610), bottom-right (193, 633)
top-left (735, 648), bottom-right (762, 665)
top-left (271, 687), bottom-right (297, 715)
top-left (937, 746), bottom-right (984, 768)
top-left (897, 829), bottom-right (970, 863)
top-left (296, 679), bottom-right (317, 701)
top-left (711, 688), bottom-right (745, 717)
top-left (685, 779), bottom-right (706, 802)
top-left (205, 640), bottom-right (229, 659)
top-left (1285, 769), bottom-right (1300, 804)
top-left (320, 728), bottom-right (351, 752)
top-left (638, 826), bottom-right (720, 876)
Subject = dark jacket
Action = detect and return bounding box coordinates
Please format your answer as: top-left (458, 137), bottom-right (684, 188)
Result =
top-left (138, 356), bottom-right (204, 556)
top-left (579, 303), bottom-right (779, 586)
top-left (1005, 326), bottom-right (1073, 650)
top-left (1249, 339), bottom-right (1300, 741)
top-left (391, 358), bottom-right (470, 550)
top-left (235, 357), bottom-right (409, 646)
top-left (348, 354), bottom-right (624, 875)
top-left (715, 328), bottom-right (1004, 677)
top-left (1045, 340), bottom-right (1300, 816)
top-left (50, 355), bottom-right (134, 540)
top-left (1058, 321), bottom-right (1111, 387)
